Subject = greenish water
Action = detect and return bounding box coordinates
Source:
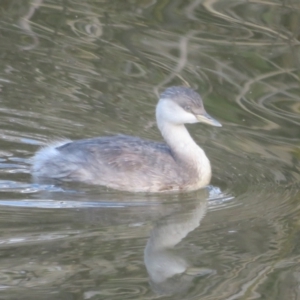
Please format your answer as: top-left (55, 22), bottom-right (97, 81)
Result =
top-left (0, 0), bottom-right (300, 299)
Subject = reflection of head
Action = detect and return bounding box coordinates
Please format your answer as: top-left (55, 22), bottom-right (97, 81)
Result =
top-left (144, 190), bottom-right (208, 295)
top-left (149, 272), bottom-right (195, 296)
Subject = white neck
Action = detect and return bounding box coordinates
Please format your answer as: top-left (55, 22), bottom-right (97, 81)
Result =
top-left (156, 113), bottom-right (211, 185)
top-left (158, 120), bottom-right (198, 157)
top-left (154, 99), bottom-right (213, 188)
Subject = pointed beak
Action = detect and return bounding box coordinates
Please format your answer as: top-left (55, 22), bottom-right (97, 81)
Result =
top-left (196, 112), bottom-right (222, 127)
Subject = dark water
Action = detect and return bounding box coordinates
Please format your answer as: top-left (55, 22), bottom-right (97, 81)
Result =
top-left (0, 0), bottom-right (300, 299)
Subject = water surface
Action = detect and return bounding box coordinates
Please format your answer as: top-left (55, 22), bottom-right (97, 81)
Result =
top-left (0, 0), bottom-right (300, 299)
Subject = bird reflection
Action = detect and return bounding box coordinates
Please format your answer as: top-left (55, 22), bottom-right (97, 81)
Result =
top-left (144, 188), bottom-right (214, 295)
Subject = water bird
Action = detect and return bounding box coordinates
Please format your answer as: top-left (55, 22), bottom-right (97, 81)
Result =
top-left (32, 86), bottom-right (221, 192)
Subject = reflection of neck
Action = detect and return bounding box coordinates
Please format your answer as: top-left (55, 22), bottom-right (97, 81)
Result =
top-left (144, 198), bottom-right (208, 283)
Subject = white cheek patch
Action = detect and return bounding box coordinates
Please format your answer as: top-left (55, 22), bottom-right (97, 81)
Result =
top-left (157, 99), bottom-right (198, 124)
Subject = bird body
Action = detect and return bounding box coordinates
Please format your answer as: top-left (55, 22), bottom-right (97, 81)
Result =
top-left (32, 87), bottom-right (221, 192)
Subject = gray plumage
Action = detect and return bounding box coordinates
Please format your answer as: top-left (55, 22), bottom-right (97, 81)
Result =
top-left (32, 86), bottom-right (221, 192)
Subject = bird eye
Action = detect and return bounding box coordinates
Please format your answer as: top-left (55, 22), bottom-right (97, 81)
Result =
top-left (185, 106), bottom-right (191, 112)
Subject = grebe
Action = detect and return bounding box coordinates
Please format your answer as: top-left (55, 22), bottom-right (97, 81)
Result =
top-left (32, 86), bottom-right (221, 192)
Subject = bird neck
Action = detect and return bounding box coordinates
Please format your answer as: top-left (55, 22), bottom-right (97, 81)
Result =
top-left (162, 123), bottom-right (195, 153)
top-left (158, 120), bottom-right (212, 187)
top-left (157, 118), bottom-right (203, 161)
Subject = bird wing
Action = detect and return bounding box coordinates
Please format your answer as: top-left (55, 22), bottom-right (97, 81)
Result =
top-left (57, 135), bottom-right (173, 173)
